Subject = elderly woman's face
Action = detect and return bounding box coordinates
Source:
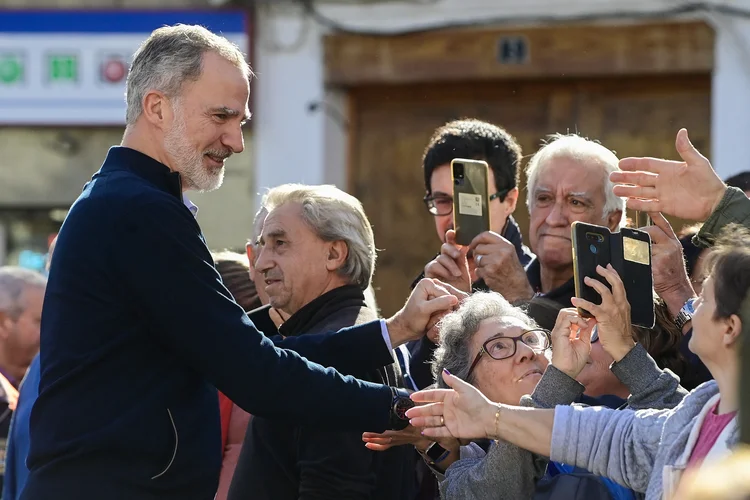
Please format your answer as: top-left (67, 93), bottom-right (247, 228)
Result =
top-left (468, 316), bottom-right (550, 405)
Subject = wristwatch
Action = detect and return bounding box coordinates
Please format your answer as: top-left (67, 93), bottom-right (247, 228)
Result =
top-left (389, 387), bottom-right (415, 431)
top-left (422, 441), bottom-right (451, 465)
top-left (675, 298), bottom-right (696, 331)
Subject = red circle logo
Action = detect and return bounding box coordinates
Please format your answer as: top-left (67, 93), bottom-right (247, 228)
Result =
top-left (102, 59), bottom-right (126, 83)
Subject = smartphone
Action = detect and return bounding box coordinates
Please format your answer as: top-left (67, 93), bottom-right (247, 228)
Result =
top-left (452, 159), bottom-right (491, 246)
top-left (571, 222), bottom-right (655, 328)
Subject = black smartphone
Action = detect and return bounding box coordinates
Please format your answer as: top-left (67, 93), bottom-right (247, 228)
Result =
top-left (451, 158), bottom-right (491, 246)
top-left (571, 222), bottom-right (655, 328)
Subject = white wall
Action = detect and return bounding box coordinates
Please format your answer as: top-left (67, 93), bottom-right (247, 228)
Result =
top-left (709, 13), bottom-right (750, 179)
top-left (253, 0), bottom-right (750, 204)
top-left (252, 8), bottom-right (329, 209)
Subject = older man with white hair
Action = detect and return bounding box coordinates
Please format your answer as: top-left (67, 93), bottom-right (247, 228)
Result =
top-left (464, 133), bottom-right (626, 310)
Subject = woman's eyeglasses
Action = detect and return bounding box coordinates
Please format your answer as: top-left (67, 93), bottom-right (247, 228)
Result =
top-left (466, 329), bottom-right (551, 380)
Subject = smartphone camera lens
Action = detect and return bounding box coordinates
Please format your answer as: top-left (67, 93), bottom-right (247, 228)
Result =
top-left (454, 163), bottom-right (464, 179)
top-left (590, 244), bottom-right (598, 254)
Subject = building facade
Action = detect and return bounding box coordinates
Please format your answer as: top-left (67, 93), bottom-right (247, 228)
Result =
top-left (252, 0), bottom-right (750, 314)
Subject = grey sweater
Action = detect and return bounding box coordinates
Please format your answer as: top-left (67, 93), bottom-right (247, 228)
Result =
top-left (438, 344), bottom-right (688, 499)
top-left (551, 381), bottom-right (738, 499)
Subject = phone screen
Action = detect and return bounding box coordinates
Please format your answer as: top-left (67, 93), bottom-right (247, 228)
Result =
top-left (623, 236), bottom-right (650, 266)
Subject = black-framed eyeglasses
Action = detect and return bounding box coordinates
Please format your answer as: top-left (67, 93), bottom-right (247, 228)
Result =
top-left (466, 329), bottom-right (551, 380)
top-left (423, 189), bottom-right (510, 216)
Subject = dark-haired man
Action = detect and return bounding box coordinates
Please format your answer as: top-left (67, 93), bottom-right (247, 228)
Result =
top-left (418, 119), bottom-right (534, 291)
top-left (409, 119), bottom-right (534, 389)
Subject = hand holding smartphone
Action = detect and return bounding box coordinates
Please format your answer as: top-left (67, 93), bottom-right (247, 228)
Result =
top-left (571, 222), bottom-right (655, 328)
top-left (451, 159), bottom-right (491, 246)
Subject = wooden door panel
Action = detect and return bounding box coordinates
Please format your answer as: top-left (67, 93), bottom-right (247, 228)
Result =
top-left (350, 76), bottom-right (710, 315)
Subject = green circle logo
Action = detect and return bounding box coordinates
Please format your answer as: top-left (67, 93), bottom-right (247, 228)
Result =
top-left (0, 57), bottom-right (22, 84)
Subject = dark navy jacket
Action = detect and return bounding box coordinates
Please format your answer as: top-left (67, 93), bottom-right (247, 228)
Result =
top-left (22, 147), bottom-right (394, 500)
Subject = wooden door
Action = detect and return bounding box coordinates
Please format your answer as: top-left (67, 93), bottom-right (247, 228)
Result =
top-left (349, 75), bottom-right (711, 315)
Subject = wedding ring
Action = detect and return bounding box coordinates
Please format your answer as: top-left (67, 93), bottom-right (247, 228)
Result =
top-left (440, 416), bottom-right (445, 426)
top-left (475, 254), bottom-right (483, 266)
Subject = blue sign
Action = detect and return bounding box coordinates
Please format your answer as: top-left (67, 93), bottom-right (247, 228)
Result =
top-left (0, 10), bottom-right (249, 125)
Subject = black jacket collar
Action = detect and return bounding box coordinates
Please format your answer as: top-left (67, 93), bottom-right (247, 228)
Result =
top-left (525, 258), bottom-right (576, 307)
top-left (279, 284), bottom-right (366, 337)
top-left (98, 146), bottom-right (182, 201)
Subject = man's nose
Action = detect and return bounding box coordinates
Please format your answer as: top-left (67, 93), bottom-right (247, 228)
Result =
top-left (545, 201), bottom-right (569, 227)
top-left (223, 125), bottom-right (245, 154)
top-left (254, 247), bottom-right (272, 272)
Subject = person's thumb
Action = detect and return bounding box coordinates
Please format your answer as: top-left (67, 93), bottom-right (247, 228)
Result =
top-left (647, 212), bottom-right (677, 241)
top-left (441, 369), bottom-right (471, 392)
top-left (675, 128), bottom-right (707, 167)
top-left (446, 229), bottom-right (459, 246)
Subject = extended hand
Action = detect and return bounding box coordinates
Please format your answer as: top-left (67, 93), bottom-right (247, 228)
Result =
top-left (362, 425), bottom-right (460, 454)
top-left (407, 370), bottom-right (496, 440)
top-left (386, 279), bottom-right (466, 347)
top-left (362, 425), bottom-right (431, 452)
top-left (424, 230), bottom-right (472, 294)
top-left (571, 265), bottom-right (635, 362)
top-left (639, 213), bottom-right (696, 319)
top-left (611, 129), bottom-right (726, 221)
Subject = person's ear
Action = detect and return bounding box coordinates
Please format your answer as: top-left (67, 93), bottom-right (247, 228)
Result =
top-left (246, 243), bottom-right (257, 271)
top-left (502, 187), bottom-right (519, 216)
top-left (607, 210), bottom-right (623, 231)
top-left (141, 90), bottom-right (171, 130)
top-left (723, 314), bottom-right (742, 348)
top-left (0, 313), bottom-right (12, 341)
top-left (325, 241), bottom-right (349, 272)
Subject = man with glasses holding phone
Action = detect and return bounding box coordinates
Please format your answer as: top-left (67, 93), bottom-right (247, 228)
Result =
top-left (417, 119), bottom-right (533, 296)
top-left (408, 119), bottom-right (534, 391)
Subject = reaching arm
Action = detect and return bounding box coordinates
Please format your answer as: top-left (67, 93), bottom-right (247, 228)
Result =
top-left (248, 304), bottom-right (397, 378)
top-left (695, 186), bottom-right (750, 247)
top-left (489, 403), bottom-right (665, 493)
top-left (116, 198), bottom-right (392, 432)
top-left (272, 325), bottom-right (394, 378)
top-left (611, 343), bottom-right (688, 410)
top-left (410, 369), bottom-right (667, 493)
top-left (523, 364), bottom-right (585, 409)
top-left (549, 405), bottom-right (668, 492)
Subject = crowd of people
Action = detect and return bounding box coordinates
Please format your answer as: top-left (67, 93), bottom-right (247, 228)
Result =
top-left (0, 22), bottom-right (746, 500)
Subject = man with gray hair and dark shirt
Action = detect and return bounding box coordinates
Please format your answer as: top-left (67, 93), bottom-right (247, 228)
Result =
top-left (231, 183), bottom-right (414, 499)
top-left (0, 266), bottom-right (46, 492)
top-left (23, 24), bottom-right (459, 500)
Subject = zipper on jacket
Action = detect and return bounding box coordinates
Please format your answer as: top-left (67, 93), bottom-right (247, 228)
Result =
top-left (151, 409), bottom-right (179, 479)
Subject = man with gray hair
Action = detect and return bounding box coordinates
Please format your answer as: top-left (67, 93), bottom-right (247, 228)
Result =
top-left (464, 133), bottom-right (626, 314)
top-left (230, 183), bottom-right (414, 499)
top-left (23, 24), bottom-right (459, 500)
top-left (0, 266), bottom-right (45, 492)
top-left (0, 268), bottom-right (45, 389)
